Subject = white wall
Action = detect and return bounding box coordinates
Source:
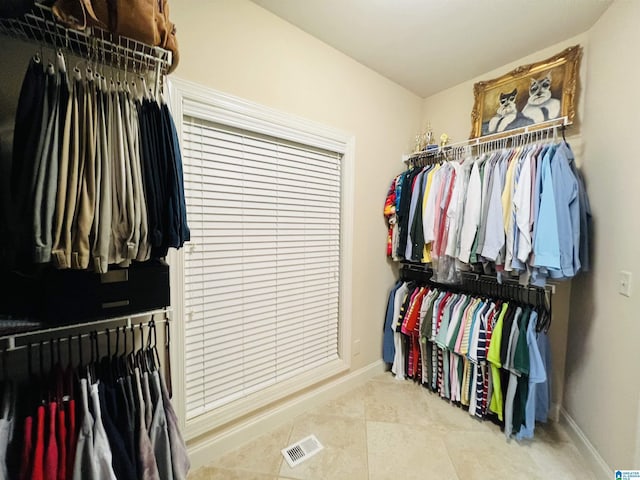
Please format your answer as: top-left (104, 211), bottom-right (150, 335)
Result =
top-left (564, 0), bottom-right (640, 470)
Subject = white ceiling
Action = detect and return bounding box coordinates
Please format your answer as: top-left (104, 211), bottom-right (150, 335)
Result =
top-left (251, 0), bottom-right (611, 98)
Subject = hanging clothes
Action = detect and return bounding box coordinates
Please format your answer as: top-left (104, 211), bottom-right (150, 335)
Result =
top-left (10, 323), bottom-right (189, 480)
top-left (0, 382), bottom-right (16, 480)
top-left (8, 54), bottom-right (190, 273)
top-left (382, 272), bottom-right (552, 440)
top-left (384, 139), bottom-right (591, 287)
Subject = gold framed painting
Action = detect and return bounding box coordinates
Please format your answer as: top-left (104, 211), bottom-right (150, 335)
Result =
top-left (470, 45), bottom-right (582, 139)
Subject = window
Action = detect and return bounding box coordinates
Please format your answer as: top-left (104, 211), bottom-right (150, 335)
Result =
top-left (168, 79), bottom-right (354, 437)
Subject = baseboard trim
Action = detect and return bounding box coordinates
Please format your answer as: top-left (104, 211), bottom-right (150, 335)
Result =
top-left (559, 407), bottom-right (611, 480)
top-left (187, 359), bottom-right (387, 471)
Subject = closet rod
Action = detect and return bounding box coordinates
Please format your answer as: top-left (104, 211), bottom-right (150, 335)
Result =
top-left (0, 2), bottom-right (171, 74)
top-left (400, 263), bottom-right (556, 295)
top-left (405, 116), bottom-right (569, 164)
top-left (0, 307), bottom-right (171, 352)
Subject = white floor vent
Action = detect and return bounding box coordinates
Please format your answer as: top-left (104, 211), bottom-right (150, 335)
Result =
top-left (281, 434), bottom-right (324, 468)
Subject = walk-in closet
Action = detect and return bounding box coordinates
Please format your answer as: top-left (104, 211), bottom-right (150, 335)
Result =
top-left (1, 1), bottom-right (638, 479)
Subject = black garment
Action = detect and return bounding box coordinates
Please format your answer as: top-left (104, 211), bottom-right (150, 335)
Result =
top-left (0, 136), bottom-right (10, 265)
top-left (10, 57), bottom-right (46, 266)
top-left (100, 383), bottom-right (137, 480)
top-left (499, 305), bottom-right (517, 367)
top-left (150, 101), bottom-right (170, 258)
top-left (0, 0), bottom-right (34, 18)
top-left (138, 100), bottom-right (163, 253)
top-left (395, 283), bottom-right (415, 333)
top-left (410, 167), bottom-right (429, 262)
top-left (161, 103), bottom-right (190, 250)
top-left (118, 376), bottom-right (138, 474)
top-left (396, 168), bottom-right (422, 258)
top-left (499, 304), bottom-right (518, 428)
top-left (511, 308), bottom-right (531, 435)
top-left (137, 99), bottom-right (190, 260)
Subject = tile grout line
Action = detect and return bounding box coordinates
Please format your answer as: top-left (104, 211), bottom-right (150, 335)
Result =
top-left (442, 435), bottom-right (463, 480)
top-left (277, 422), bottom-right (295, 476)
top-left (364, 418), bottom-right (371, 480)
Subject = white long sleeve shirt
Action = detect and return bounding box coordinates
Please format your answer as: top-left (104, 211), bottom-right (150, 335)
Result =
top-left (457, 161), bottom-right (482, 263)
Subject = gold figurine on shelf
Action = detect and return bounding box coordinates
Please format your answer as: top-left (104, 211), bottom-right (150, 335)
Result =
top-left (414, 123), bottom-right (437, 153)
top-left (414, 133), bottom-right (423, 153)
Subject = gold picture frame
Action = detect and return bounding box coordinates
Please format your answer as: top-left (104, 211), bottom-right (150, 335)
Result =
top-left (470, 45), bottom-right (582, 139)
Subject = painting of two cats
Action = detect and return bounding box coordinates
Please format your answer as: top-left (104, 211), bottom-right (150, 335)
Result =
top-left (470, 45), bottom-right (582, 139)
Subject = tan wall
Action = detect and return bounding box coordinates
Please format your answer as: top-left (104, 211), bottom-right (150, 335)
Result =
top-left (564, 0), bottom-right (640, 470)
top-left (170, 0), bottom-right (422, 372)
top-left (419, 34), bottom-right (589, 416)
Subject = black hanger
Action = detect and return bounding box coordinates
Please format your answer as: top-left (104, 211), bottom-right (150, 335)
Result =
top-left (67, 334), bottom-right (72, 369)
top-left (126, 324), bottom-right (136, 374)
top-left (27, 343), bottom-right (33, 378)
top-left (119, 324), bottom-right (129, 378)
top-left (38, 341), bottom-right (44, 378)
top-left (111, 326), bottom-right (121, 380)
top-left (145, 320), bottom-right (156, 373)
top-left (47, 339), bottom-right (55, 402)
top-left (27, 342), bottom-right (37, 410)
top-left (37, 340), bottom-right (47, 404)
top-left (544, 289), bottom-right (553, 332)
top-left (165, 315), bottom-right (172, 397)
top-left (100, 328), bottom-right (113, 386)
top-left (77, 332), bottom-right (84, 374)
top-left (1, 348), bottom-right (6, 383)
top-left (136, 322), bottom-right (147, 372)
top-left (151, 320), bottom-right (161, 372)
top-left (63, 334), bottom-right (75, 401)
top-left (87, 332), bottom-right (96, 382)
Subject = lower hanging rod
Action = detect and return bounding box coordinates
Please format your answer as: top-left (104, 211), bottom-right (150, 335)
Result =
top-left (0, 307), bottom-right (171, 352)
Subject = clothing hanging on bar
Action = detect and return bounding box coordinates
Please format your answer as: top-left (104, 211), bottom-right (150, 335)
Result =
top-left (6, 52), bottom-right (190, 272)
top-left (383, 272), bottom-right (552, 441)
top-left (0, 321), bottom-right (190, 480)
top-left (383, 137), bottom-right (591, 287)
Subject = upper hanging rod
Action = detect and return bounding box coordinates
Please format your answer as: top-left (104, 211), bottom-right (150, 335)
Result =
top-left (0, 2), bottom-right (172, 75)
top-left (405, 116), bottom-right (569, 165)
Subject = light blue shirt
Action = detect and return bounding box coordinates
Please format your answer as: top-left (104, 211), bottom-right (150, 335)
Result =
top-left (535, 331), bottom-right (551, 423)
top-left (548, 142), bottom-right (580, 279)
top-left (533, 145), bottom-right (560, 270)
top-left (515, 311), bottom-right (546, 440)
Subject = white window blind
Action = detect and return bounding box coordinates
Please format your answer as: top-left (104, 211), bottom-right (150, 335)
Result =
top-left (181, 115), bottom-right (342, 420)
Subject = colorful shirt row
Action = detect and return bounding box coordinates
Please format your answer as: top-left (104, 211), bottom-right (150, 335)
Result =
top-left (383, 280), bottom-right (552, 440)
top-left (383, 141), bottom-right (591, 286)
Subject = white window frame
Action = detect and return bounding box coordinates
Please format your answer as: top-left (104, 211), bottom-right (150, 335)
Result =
top-left (167, 78), bottom-right (355, 439)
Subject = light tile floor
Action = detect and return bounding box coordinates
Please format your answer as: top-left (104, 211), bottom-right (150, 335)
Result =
top-left (189, 372), bottom-right (597, 480)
